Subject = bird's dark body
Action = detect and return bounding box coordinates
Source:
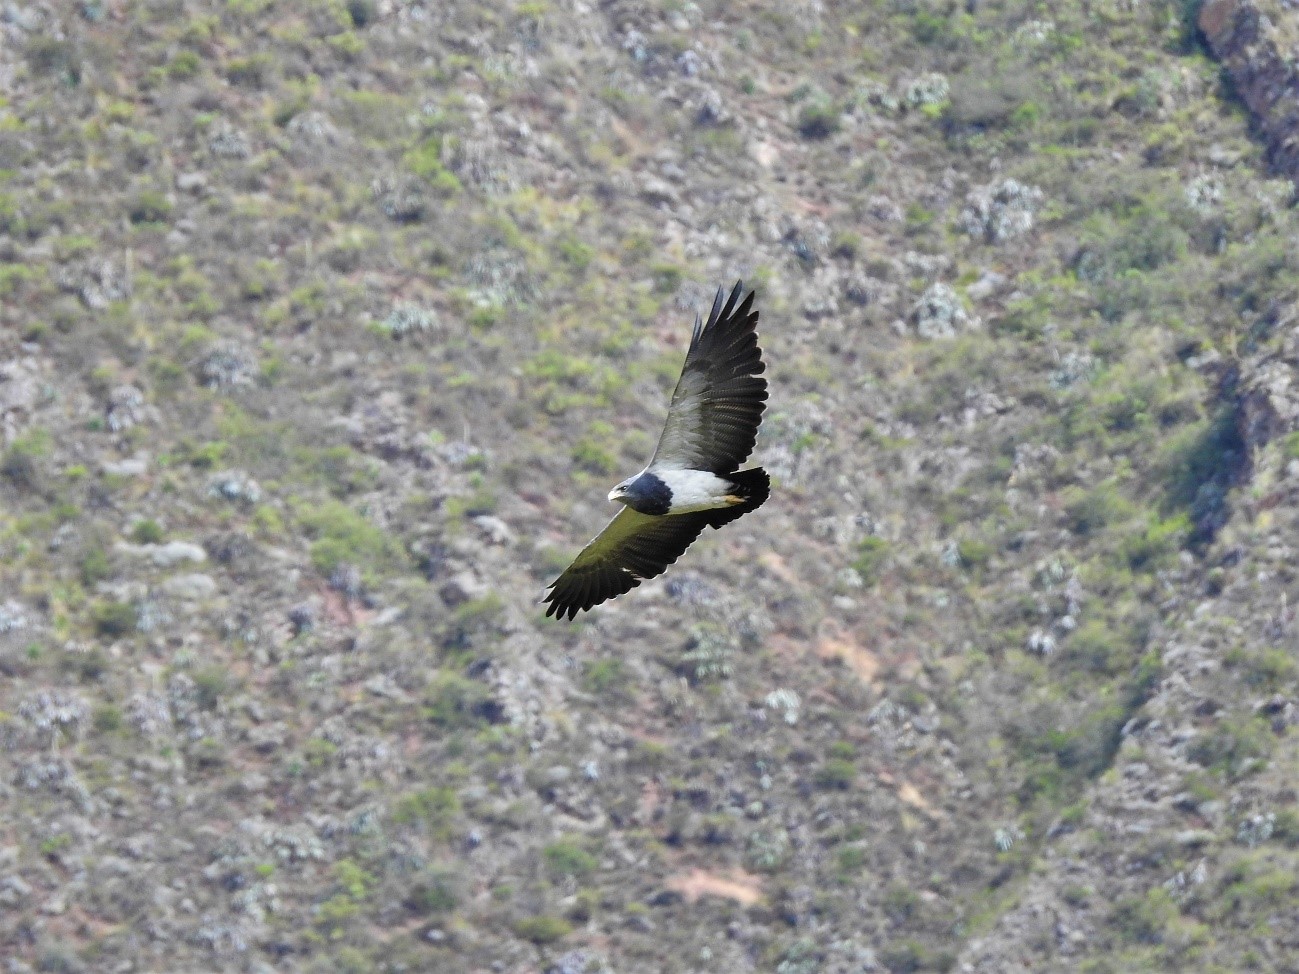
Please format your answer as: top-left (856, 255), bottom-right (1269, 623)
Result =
top-left (624, 472), bottom-right (673, 516)
top-left (622, 468), bottom-right (770, 519)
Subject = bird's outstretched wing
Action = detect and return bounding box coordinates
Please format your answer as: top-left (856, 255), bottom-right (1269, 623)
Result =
top-left (649, 281), bottom-right (767, 475)
top-left (543, 508), bottom-right (712, 620)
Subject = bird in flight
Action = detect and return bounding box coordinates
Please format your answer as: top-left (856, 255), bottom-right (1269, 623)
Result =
top-left (543, 281), bottom-right (769, 620)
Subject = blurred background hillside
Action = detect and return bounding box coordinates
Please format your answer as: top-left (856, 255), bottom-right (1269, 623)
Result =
top-left (2, 1), bottom-right (1299, 971)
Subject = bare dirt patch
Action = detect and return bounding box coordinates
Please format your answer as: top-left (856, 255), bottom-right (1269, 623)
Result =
top-left (664, 867), bottom-right (764, 906)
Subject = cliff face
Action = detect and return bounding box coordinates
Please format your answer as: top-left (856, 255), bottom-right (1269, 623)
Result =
top-left (966, 9), bottom-right (1299, 971)
top-left (1201, 0), bottom-right (1299, 180)
top-left (2, 2), bottom-right (1299, 972)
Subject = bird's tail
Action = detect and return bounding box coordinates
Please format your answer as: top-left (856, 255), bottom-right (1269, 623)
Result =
top-left (706, 467), bottom-right (770, 529)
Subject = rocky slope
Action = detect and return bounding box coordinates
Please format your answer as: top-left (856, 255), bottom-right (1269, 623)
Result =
top-left (1201, 0), bottom-right (1299, 182)
top-left (1, 2), bottom-right (1298, 972)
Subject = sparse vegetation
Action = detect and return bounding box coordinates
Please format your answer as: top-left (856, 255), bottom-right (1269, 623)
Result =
top-left (1, 2), bottom-right (1296, 972)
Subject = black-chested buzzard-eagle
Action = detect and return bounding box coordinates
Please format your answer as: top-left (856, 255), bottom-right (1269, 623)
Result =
top-left (542, 281), bottom-right (769, 620)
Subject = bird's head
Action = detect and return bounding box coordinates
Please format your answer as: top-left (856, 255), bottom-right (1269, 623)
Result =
top-left (608, 480), bottom-right (632, 505)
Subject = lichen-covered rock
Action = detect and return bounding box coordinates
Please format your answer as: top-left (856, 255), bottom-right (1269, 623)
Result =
top-left (18, 690), bottom-right (87, 741)
top-left (1184, 172), bottom-right (1224, 214)
top-left (57, 258), bottom-right (131, 310)
top-left (372, 174), bottom-right (427, 222)
top-left (0, 357), bottom-right (41, 434)
top-left (207, 119), bottom-right (251, 159)
top-left (903, 71), bottom-right (950, 107)
top-left (0, 599), bottom-right (28, 633)
top-left (197, 342), bottom-right (255, 389)
top-left (379, 302), bottom-right (438, 336)
top-left (116, 540), bottom-right (207, 567)
top-left (959, 178), bottom-right (1044, 243)
top-left (1240, 355), bottom-right (1299, 451)
top-left (912, 282), bottom-right (978, 338)
top-left (105, 384), bottom-right (150, 431)
top-left (206, 470), bottom-right (262, 505)
top-left (285, 110), bottom-right (340, 147)
top-left (160, 573), bottom-right (217, 601)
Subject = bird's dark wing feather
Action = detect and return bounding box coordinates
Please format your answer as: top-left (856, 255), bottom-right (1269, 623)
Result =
top-left (543, 508), bottom-right (712, 620)
top-left (649, 281), bottom-right (766, 475)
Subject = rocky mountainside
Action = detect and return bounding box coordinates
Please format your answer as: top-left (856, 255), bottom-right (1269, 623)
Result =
top-left (1201, 0), bottom-right (1299, 183)
top-left (1, 2), bottom-right (1298, 972)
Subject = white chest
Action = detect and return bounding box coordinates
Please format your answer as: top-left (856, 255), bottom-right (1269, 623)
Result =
top-left (659, 469), bottom-right (732, 513)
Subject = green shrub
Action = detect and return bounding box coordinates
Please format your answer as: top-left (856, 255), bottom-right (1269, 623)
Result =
top-left (1111, 887), bottom-right (1176, 944)
top-left (829, 231), bottom-right (861, 259)
top-left (1224, 645), bottom-right (1297, 690)
top-left (514, 915), bottom-right (571, 944)
top-left (851, 536), bottom-right (889, 585)
top-left (92, 601), bottom-right (136, 638)
top-left (424, 672), bottom-right (494, 730)
top-left (297, 499), bottom-right (402, 574)
top-left (572, 433), bottom-right (617, 475)
top-left (1121, 513), bottom-right (1189, 570)
top-left (797, 96), bottom-right (840, 138)
top-left (403, 137), bottom-right (461, 195)
top-left (543, 838), bottom-right (597, 878)
top-left (1271, 808), bottom-right (1299, 847)
top-left (1065, 620), bottom-right (1128, 675)
top-left (167, 51), bottom-right (201, 79)
top-left (882, 885), bottom-right (920, 923)
top-left (1063, 482), bottom-right (1133, 536)
top-left (335, 859), bottom-right (372, 900)
top-left (193, 667), bottom-right (228, 711)
top-left (80, 546), bottom-right (111, 586)
top-left (302, 738), bottom-right (337, 767)
top-left (1186, 715), bottom-right (1273, 777)
top-left (226, 53), bottom-right (274, 87)
top-left (130, 519), bottom-right (164, 544)
top-left (25, 37), bottom-right (80, 81)
top-left (836, 845), bottom-right (867, 874)
top-left (93, 704), bottom-right (123, 733)
top-left (878, 940), bottom-right (952, 974)
top-left (1223, 867), bottom-right (1299, 910)
top-left (581, 658), bottom-right (627, 696)
top-left (945, 68), bottom-right (1038, 132)
top-left (407, 869), bottom-right (459, 915)
top-left (1, 430), bottom-right (49, 490)
top-left (315, 894), bottom-right (360, 931)
top-left (651, 264), bottom-right (683, 294)
top-left (1048, 702), bottom-right (1127, 775)
top-left (183, 441), bottom-right (226, 469)
top-left (292, 445), bottom-right (377, 497)
top-left (392, 786), bottom-right (460, 828)
top-left (442, 487), bottom-right (498, 521)
top-left (1158, 406), bottom-right (1244, 540)
top-left (957, 537), bottom-right (993, 571)
top-left (557, 235), bottom-right (594, 271)
top-left (815, 758), bottom-right (856, 790)
top-left (127, 190), bottom-right (172, 225)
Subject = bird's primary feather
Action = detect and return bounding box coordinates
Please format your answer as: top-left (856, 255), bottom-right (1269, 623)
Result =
top-left (650, 283), bottom-right (766, 475)
top-left (542, 507), bottom-right (715, 620)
